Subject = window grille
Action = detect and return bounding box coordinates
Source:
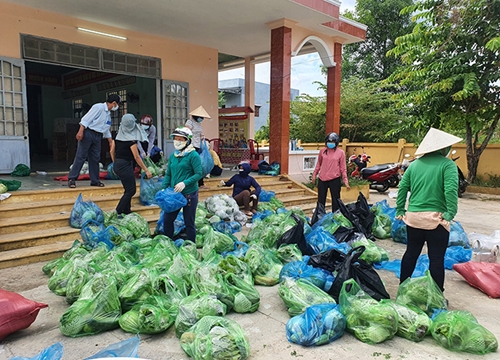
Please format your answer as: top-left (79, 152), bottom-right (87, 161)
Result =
top-left (164, 82), bottom-right (189, 136)
top-left (107, 89), bottom-right (127, 133)
top-left (0, 60), bottom-right (26, 136)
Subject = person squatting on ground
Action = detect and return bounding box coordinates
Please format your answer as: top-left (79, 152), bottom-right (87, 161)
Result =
top-left (110, 114), bottom-right (152, 215)
top-left (162, 127), bottom-right (202, 242)
top-left (137, 114), bottom-right (161, 163)
top-left (68, 94), bottom-right (121, 188)
top-left (185, 105), bottom-right (210, 189)
top-left (396, 127), bottom-right (461, 293)
top-left (312, 132), bottom-right (350, 213)
top-left (220, 162), bottom-right (261, 216)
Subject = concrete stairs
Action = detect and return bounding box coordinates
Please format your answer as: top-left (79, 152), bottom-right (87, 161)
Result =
top-left (0, 174), bottom-right (317, 269)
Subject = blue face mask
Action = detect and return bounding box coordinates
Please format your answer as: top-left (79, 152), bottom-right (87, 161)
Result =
top-left (327, 142), bottom-right (336, 149)
top-left (195, 116), bottom-right (203, 123)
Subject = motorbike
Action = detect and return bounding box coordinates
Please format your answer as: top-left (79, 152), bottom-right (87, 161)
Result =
top-left (451, 150), bottom-right (468, 197)
top-left (348, 151), bottom-right (370, 178)
top-left (349, 149), bottom-right (400, 192)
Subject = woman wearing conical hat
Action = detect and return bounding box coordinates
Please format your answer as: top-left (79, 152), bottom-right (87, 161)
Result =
top-left (396, 127), bottom-right (462, 296)
top-left (185, 105), bottom-right (211, 189)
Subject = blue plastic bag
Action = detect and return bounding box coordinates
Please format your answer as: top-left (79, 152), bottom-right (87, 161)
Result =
top-left (70, 193), bottom-right (104, 228)
top-left (213, 221), bottom-right (242, 234)
top-left (252, 209), bottom-right (274, 222)
top-left (10, 342), bottom-right (63, 360)
top-left (449, 221), bottom-right (470, 247)
top-left (200, 138), bottom-right (214, 177)
top-left (279, 260), bottom-right (335, 292)
top-left (259, 190), bottom-right (276, 202)
top-left (79, 220), bottom-right (114, 249)
top-left (156, 210), bottom-right (185, 236)
top-left (305, 227), bottom-right (340, 254)
top-left (286, 304), bottom-right (346, 346)
top-left (154, 188), bottom-right (188, 213)
top-left (140, 175), bottom-right (163, 206)
top-left (86, 337), bottom-right (140, 359)
top-left (391, 218), bottom-right (407, 244)
top-left (444, 246), bottom-right (472, 269)
top-left (373, 199), bottom-right (397, 221)
top-left (221, 241), bottom-right (249, 258)
top-left (106, 162), bottom-right (120, 180)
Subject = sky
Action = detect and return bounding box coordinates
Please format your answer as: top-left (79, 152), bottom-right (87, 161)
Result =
top-left (218, 0), bottom-right (357, 97)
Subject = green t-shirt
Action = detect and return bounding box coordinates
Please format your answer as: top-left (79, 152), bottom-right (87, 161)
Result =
top-left (163, 150), bottom-right (202, 195)
top-left (396, 151), bottom-right (458, 221)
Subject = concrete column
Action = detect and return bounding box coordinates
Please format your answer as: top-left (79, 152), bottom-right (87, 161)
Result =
top-left (269, 26), bottom-right (292, 174)
top-left (326, 42), bottom-right (343, 135)
top-left (244, 58), bottom-right (256, 139)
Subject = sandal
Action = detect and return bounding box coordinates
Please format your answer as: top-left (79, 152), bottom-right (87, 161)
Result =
top-left (90, 181), bottom-right (105, 187)
top-left (68, 179), bottom-right (76, 188)
top-left (245, 211), bottom-right (254, 217)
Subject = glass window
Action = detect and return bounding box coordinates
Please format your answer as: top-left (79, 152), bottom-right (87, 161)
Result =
top-left (107, 89), bottom-right (127, 133)
top-left (164, 82), bottom-right (189, 136)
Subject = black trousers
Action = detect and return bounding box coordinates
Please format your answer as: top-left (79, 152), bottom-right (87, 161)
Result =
top-left (400, 224), bottom-right (449, 292)
top-left (317, 177), bottom-right (341, 213)
top-left (114, 158), bottom-right (136, 215)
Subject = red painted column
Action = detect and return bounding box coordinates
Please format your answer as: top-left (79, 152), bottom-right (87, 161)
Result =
top-left (269, 26), bottom-right (291, 174)
top-left (326, 42), bottom-right (342, 135)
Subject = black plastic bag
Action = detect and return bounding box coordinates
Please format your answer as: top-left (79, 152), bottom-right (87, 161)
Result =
top-left (327, 246), bottom-right (390, 302)
top-left (333, 226), bottom-right (364, 244)
top-left (337, 196), bottom-right (374, 240)
top-left (310, 202), bottom-right (325, 226)
top-left (276, 214), bottom-right (313, 256)
top-left (345, 192), bottom-right (375, 237)
top-left (307, 248), bottom-right (346, 273)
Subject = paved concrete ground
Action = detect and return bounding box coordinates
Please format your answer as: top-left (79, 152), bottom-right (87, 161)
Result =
top-left (1, 191), bottom-right (499, 360)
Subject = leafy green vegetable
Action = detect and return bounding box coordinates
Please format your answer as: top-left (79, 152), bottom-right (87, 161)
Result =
top-left (244, 244), bottom-right (283, 286)
top-left (225, 273), bottom-right (260, 313)
top-left (119, 295), bottom-right (174, 334)
top-left (351, 237), bottom-right (389, 264)
top-left (383, 300), bottom-right (432, 342)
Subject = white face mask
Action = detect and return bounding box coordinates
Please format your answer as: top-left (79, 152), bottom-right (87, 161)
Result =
top-left (141, 124), bottom-right (150, 131)
top-left (111, 105), bottom-right (119, 111)
top-left (174, 140), bottom-right (187, 150)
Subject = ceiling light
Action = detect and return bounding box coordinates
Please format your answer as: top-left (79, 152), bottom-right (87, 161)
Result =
top-left (77, 27), bottom-right (127, 40)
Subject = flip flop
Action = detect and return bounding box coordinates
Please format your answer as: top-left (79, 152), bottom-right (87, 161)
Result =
top-left (68, 179), bottom-right (76, 188)
top-left (90, 181), bottom-right (105, 187)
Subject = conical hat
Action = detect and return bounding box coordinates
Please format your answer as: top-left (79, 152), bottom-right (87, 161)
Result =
top-left (189, 105), bottom-right (211, 118)
top-left (415, 127), bottom-right (462, 156)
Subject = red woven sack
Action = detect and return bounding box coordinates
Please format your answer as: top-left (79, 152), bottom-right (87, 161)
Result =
top-left (453, 262), bottom-right (500, 298)
top-left (0, 288), bottom-right (48, 341)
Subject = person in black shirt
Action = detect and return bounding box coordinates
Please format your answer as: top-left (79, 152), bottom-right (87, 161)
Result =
top-left (110, 114), bottom-right (152, 215)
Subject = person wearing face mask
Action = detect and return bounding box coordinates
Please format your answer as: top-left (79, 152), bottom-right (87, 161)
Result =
top-left (162, 127), bottom-right (203, 242)
top-left (110, 114), bottom-right (152, 215)
top-left (68, 94), bottom-right (121, 188)
top-left (185, 105), bottom-right (210, 189)
top-left (396, 128), bottom-right (461, 295)
top-left (312, 132), bottom-right (350, 213)
top-left (137, 114), bottom-right (158, 161)
top-left (220, 162), bottom-right (261, 216)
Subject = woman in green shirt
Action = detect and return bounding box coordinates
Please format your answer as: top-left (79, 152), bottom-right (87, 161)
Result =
top-left (396, 127), bottom-right (461, 292)
top-left (162, 127), bottom-right (203, 242)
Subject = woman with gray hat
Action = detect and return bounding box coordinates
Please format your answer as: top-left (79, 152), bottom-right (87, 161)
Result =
top-left (111, 114), bottom-right (152, 215)
top-left (396, 127), bottom-right (461, 293)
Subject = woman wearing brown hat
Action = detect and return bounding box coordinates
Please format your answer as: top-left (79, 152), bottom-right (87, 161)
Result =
top-left (185, 105), bottom-right (211, 189)
top-left (396, 127), bottom-right (462, 294)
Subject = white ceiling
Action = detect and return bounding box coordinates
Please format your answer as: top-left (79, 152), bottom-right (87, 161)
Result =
top-left (5, 0), bottom-right (364, 60)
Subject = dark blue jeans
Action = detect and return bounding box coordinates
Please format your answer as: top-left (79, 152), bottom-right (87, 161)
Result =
top-left (163, 190), bottom-right (198, 242)
top-left (400, 225), bottom-right (450, 292)
top-left (113, 158), bottom-right (136, 215)
top-left (68, 128), bottom-right (102, 184)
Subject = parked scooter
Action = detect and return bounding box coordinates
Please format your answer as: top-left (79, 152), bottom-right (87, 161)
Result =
top-left (451, 150), bottom-right (468, 197)
top-left (359, 161), bottom-right (401, 192)
top-left (348, 149), bottom-right (370, 177)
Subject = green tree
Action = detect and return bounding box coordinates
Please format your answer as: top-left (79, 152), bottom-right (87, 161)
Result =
top-left (387, 0), bottom-right (500, 183)
top-left (218, 91), bottom-right (226, 108)
top-left (254, 118), bottom-right (270, 142)
top-left (342, 0), bottom-right (414, 81)
top-left (290, 94), bottom-right (326, 142)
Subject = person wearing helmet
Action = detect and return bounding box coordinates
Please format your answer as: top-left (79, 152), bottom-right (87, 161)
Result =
top-left (137, 114), bottom-right (157, 160)
top-left (311, 132), bottom-right (350, 214)
top-left (396, 128), bottom-right (461, 294)
top-left (185, 105), bottom-right (210, 189)
top-left (110, 114), bottom-right (152, 215)
top-left (161, 126), bottom-right (203, 242)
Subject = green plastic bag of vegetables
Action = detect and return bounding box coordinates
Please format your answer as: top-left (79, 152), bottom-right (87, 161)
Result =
top-left (10, 163), bottom-right (30, 176)
top-left (119, 295), bottom-right (174, 334)
top-left (372, 213), bottom-right (392, 239)
top-left (351, 237), bottom-right (389, 264)
top-left (59, 274), bottom-right (121, 337)
top-left (152, 273), bottom-right (189, 312)
top-left (65, 267), bottom-right (90, 304)
top-left (431, 310), bottom-right (498, 355)
top-left (383, 300), bottom-right (432, 342)
top-left (217, 255), bottom-right (253, 285)
top-left (244, 244), bottom-right (283, 286)
top-left (396, 270), bottom-right (447, 317)
top-left (180, 316), bottom-right (250, 360)
top-left (0, 178), bottom-right (22, 191)
top-left (118, 268), bottom-right (157, 311)
top-left (42, 257), bottom-right (67, 277)
top-left (119, 212), bottom-right (151, 239)
top-left (201, 227), bottom-right (236, 259)
top-left (167, 249), bottom-right (200, 285)
top-left (274, 243), bottom-right (303, 264)
top-left (190, 264), bottom-right (234, 312)
top-left (48, 258), bottom-right (87, 296)
top-left (339, 279), bottom-right (398, 344)
top-left (278, 277), bottom-right (336, 317)
top-left (225, 273), bottom-right (260, 313)
top-left (174, 292), bottom-right (227, 338)
top-left (333, 210), bottom-right (353, 229)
